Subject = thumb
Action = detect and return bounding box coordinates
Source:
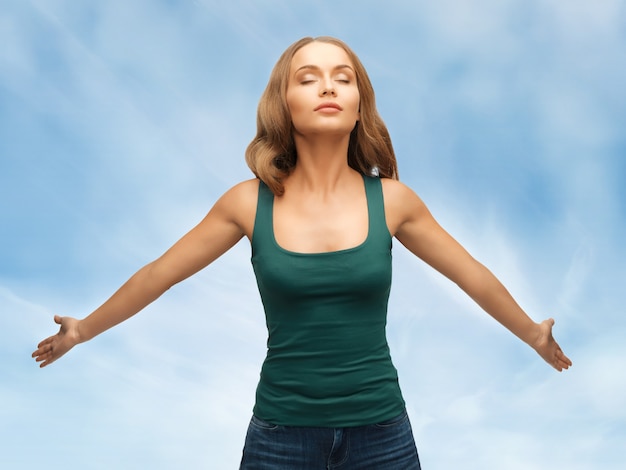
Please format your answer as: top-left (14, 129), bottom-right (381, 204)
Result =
top-left (544, 318), bottom-right (555, 328)
top-left (54, 314), bottom-right (63, 325)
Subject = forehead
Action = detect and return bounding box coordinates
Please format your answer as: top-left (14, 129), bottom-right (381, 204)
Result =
top-left (290, 42), bottom-right (353, 72)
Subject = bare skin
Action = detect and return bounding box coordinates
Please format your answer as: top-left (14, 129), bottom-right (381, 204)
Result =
top-left (33, 42), bottom-right (572, 372)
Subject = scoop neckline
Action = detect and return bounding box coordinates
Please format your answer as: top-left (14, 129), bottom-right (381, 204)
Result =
top-left (270, 174), bottom-right (370, 257)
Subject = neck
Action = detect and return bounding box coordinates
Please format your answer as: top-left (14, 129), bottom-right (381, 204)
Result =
top-left (287, 133), bottom-right (354, 194)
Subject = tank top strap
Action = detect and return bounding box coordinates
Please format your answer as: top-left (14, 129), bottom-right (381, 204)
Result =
top-left (363, 175), bottom-right (392, 245)
top-left (251, 179), bottom-right (274, 255)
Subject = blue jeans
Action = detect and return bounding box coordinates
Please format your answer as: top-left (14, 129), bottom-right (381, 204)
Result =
top-left (239, 410), bottom-right (421, 469)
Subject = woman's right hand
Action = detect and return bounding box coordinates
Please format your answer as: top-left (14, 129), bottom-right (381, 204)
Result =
top-left (32, 315), bottom-right (82, 368)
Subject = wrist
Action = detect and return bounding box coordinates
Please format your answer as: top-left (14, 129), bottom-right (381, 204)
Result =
top-left (75, 319), bottom-right (89, 344)
top-left (523, 321), bottom-right (542, 349)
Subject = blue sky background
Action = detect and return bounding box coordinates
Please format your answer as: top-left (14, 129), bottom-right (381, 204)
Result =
top-left (2, 0), bottom-right (625, 468)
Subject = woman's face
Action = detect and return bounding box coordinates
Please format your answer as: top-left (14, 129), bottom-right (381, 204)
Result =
top-left (285, 41), bottom-right (360, 139)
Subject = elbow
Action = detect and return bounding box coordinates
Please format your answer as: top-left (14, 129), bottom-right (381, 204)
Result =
top-left (455, 262), bottom-right (498, 303)
top-left (136, 261), bottom-right (176, 299)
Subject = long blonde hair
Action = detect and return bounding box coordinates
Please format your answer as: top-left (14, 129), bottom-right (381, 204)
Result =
top-left (245, 36), bottom-right (398, 195)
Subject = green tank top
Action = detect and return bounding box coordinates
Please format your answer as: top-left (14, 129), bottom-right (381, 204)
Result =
top-left (251, 174), bottom-right (405, 427)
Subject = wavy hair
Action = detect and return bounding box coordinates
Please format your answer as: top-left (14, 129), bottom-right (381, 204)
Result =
top-left (245, 36), bottom-right (398, 195)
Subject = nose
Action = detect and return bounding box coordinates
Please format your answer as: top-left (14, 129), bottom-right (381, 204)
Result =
top-left (320, 80), bottom-right (336, 97)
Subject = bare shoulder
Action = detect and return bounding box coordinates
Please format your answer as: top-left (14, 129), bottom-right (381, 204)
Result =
top-left (380, 178), bottom-right (427, 236)
top-left (213, 178), bottom-right (259, 239)
top-left (380, 178), bottom-right (419, 202)
top-left (222, 178), bottom-right (260, 202)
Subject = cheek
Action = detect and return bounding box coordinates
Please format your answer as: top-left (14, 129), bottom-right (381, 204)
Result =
top-left (349, 88), bottom-right (360, 109)
top-left (350, 93), bottom-right (361, 119)
top-left (286, 89), bottom-right (305, 115)
top-left (285, 93), bottom-right (307, 132)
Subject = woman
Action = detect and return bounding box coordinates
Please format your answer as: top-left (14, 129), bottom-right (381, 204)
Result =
top-left (33, 37), bottom-right (572, 469)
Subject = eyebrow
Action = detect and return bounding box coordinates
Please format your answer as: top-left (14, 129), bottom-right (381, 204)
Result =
top-left (294, 64), bottom-right (355, 74)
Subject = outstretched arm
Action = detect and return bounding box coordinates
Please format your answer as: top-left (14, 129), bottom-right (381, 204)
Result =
top-left (383, 180), bottom-right (572, 371)
top-left (32, 180), bottom-right (258, 367)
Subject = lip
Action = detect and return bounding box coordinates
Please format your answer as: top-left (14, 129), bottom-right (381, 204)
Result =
top-left (314, 102), bottom-right (343, 112)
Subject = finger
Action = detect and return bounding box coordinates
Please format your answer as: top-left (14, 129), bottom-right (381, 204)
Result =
top-left (32, 340), bottom-right (54, 358)
top-left (36, 346), bottom-right (59, 366)
top-left (555, 359), bottom-right (570, 371)
top-left (33, 349), bottom-right (51, 362)
top-left (553, 354), bottom-right (568, 371)
top-left (554, 350), bottom-right (572, 370)
top-left (32, 345), bottom-right (50, 359)
top-left (35, 337), bottom-right (56, 353)
top-left (555, 346), bottom-right (572, 365)
top-left (40, 354), bottom-right (57, 367)
top-left (40, 349), bottom-right (61, 367)
top-left (561, 353), bottom-right (572, 367)
top-left (36, 336), bottom-right (54, 349)
top-left (33, 352), bottom-right (47, 362)
top-left (40, 358), bottom-right (53, 368)
top-left (54, 314), bottom-right (62, 324)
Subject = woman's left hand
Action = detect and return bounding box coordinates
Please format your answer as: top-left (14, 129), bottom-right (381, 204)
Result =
top-left (531, 319), bottom-right (572, 371)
